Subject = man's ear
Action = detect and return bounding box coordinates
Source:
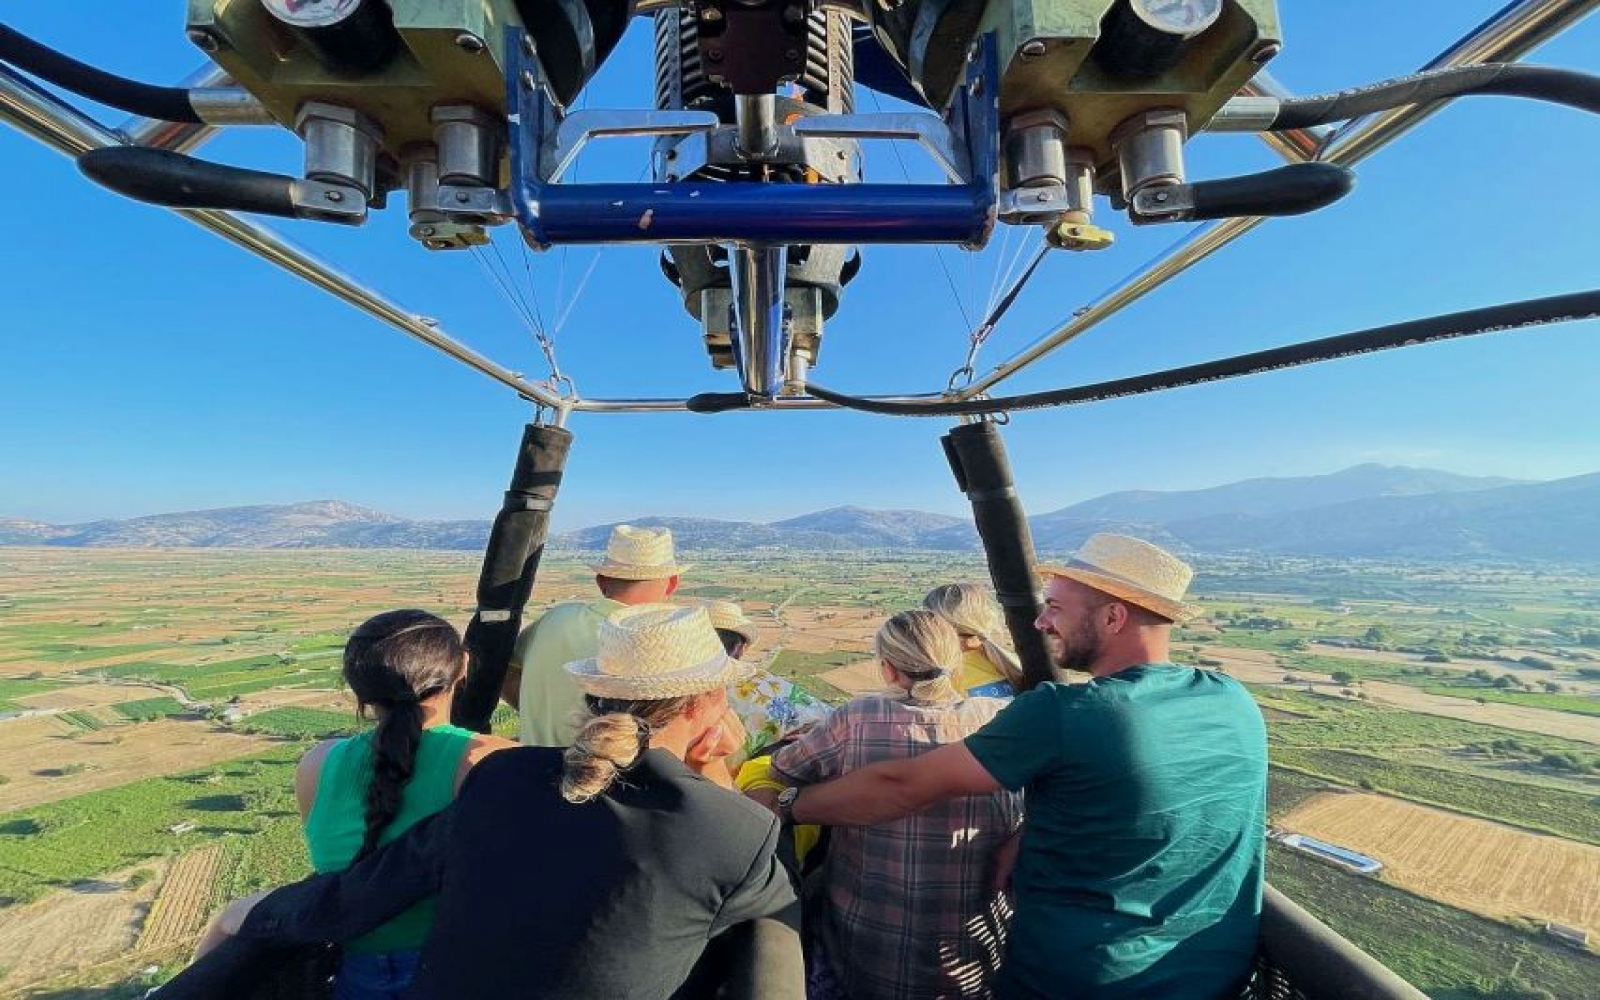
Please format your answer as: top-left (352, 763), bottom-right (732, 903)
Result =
top-left (1103, 601), bottom-right (1131, 636)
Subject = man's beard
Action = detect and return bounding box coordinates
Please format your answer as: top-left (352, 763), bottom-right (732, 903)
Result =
top-left (1048, 623), bottom-right (1101, 673)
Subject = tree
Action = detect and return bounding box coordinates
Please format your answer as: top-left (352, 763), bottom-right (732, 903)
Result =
top-left (1493, 674), bottom-right (1519, 689)
top-left (1362, 626), bottom-right (1389, 645)
top-left (1330, 671), bottom-right (1355, 686)
top-left (1540, 680), bottom-right (1563, 694)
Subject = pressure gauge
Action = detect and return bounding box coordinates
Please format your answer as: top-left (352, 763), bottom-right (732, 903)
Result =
top-left (260, 0), bottom-right (398, 74)
top-left (1129, 0), bottom-right (1224, 38)
top-left (262, 0), bottom-right (367, 29)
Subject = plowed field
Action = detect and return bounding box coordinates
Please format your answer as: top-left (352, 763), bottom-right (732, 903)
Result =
top-left (1282, 791), bottom-right (1600, 939)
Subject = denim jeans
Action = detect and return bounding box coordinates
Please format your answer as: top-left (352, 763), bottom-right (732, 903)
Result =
top-left (336, 949), bottom-right (422, 1000)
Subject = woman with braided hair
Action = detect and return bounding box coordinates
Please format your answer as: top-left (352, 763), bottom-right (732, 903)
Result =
top-left (172, 604), bottom-right (797, 1000)
top-left (765, 609), bottom-right (1022, 1000)
top-left (294, 609), bottom-right (514, 1000)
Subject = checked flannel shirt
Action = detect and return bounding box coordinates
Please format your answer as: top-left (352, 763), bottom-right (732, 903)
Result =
top-left (772, 691), bottom-right (1023, 1000)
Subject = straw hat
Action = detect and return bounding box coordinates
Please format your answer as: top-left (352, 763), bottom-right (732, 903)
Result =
top-left (701, 600), bottom-right (759, 646)
top-left (589, 525), bottom-right (689, 581)
top-left (1036, 534), bottom-right (1201, 624)
top-left (565, 604), bottom-right (752, 700)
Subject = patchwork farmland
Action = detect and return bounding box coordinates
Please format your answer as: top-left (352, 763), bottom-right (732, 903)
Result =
top-left (0, 548), bottom-right (1597, 996)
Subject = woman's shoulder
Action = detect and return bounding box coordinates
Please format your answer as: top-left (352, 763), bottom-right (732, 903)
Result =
top-left (294, 737), bottom-right (346, 817)
top-left (455, 733), bottom-right (518, 776)
top-left (296, 736), bottom-right (344, 779)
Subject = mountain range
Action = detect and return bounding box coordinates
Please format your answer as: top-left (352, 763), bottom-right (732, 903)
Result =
top-left (5, 464), bottom-right (1598, 564)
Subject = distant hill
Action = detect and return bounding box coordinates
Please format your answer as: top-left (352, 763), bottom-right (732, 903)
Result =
top-left (1169, 472), bottom-right (1600, 563)
top-left (1025, 463), bottom-right (1523, 553)
top-left (5, 466), bottom-right (1597, 564)
top-left (1045, 464), bottom-right (1520, 524)
top-left (2, 501), bottom-right (489, 550)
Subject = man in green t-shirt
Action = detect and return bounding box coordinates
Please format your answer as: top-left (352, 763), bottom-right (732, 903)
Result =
top-left (784, 535), bottom-right (1266, 999)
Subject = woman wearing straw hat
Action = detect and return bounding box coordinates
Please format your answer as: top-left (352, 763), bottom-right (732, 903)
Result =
top-left (166, 604), bottom-right (798, 1000)
top-left (767, 609), bottom-right (1022, 1000)
top-left (923, 583), bottom-right (1025, 698)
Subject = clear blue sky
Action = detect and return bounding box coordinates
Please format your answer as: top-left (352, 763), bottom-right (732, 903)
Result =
top-left (1, 3), bottom-right (1596, 531)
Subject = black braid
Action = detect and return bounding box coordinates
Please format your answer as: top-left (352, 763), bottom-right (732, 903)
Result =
top-left (341, 609), bottom-right (464, 862)
top-left (356, 698), bottom-right (423, 861)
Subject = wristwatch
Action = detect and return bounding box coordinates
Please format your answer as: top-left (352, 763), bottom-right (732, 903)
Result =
top-left (776, 785), bottom-right (800, 825)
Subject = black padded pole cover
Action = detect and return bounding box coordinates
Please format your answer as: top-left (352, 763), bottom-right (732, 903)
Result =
top-left (941, 422), bottom-right (1055, 690)
top-left (454, 423), bottom-right (574, 732)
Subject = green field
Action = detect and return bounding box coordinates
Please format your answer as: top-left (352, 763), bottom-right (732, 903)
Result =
top-left (1268, 846), bottom-right (1595, 1000)
top-left (0, 749), bottom-right (301, 905)
top-left (768, 649), bottom-right (855, 701)
top-left (1271, 748), bottom-right (1600, 845)
top-left (100, 652), bottom-right (344, 701)
top-left (234, 707), bottom-right (361, 740)
top-left (110, 696), bottom-right (189, 722)
top-left (0, 676), bottom-right (67, 713)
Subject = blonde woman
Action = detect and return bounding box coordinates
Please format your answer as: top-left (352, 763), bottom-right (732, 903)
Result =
top-left (767, 610), bottom-right (1021, 1000)
top-left (924, 583), bottom-right (1025, 698)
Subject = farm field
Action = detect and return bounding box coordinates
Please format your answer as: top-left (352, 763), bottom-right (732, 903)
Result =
top-left (0, 716), bottom-right (283, 813)
top-left (1199, 646), bottom-right (1600, 743)
top-left (0, 547), bottom-right (1597, 994)
top-left (1280, 791), bottom-right (1600, 940)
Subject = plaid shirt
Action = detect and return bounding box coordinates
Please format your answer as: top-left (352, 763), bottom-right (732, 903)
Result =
top-left (773, 692), bottom-right (1022, 1000)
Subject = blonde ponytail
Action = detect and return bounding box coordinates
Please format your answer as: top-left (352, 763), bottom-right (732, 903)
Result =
top-left (876, 609), bottom-right (964, 704)
top-left (559, 695), bottom-right (695, 803)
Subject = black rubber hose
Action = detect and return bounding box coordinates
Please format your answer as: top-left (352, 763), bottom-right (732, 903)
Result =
top-left (0, 24), bottom-right (202, 123)
top-left (79, 146), bottom-right (299, 217)
top-left (1270, 64), bottom-right (1600, 130)
top-left (1186, 162), bottom-right (1355, 221)
top-left (804, 289), bottom-right (1600, 417)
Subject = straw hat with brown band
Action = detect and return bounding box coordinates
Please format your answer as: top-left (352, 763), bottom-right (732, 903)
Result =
top-left (1035, 534), bottom-right (1202, 624)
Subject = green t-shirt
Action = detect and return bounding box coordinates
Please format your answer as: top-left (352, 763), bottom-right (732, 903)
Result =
top-left (303, 724), bottom-right (475, 953)
top-left (513, 598), bottom-right (623, 747)
top-left (964, 665), bottom-right (1266, 999)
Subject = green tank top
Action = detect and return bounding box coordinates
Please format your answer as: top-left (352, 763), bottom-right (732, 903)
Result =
top-left (303, 723), bottom-right (475, 953)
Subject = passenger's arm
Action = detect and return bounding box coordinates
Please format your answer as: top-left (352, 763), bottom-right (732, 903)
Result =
top-left (768, 703), bottom-right (851, 787)
top-left (711, 817), bottom-right (800, 937)
top-left (293, 739), bottom-right (339, 821)
top-left (499, 665), bottom-right (523, 711)
top-left (454, 735), bottom-right (517, 793)
top-left (223, 805), bottom-right (457, 947)
top-left (789, 740), bottom-right (1001, 826)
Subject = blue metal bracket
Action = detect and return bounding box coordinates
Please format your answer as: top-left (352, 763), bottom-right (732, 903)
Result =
top-left (506, 30), bottom-right (1000, 249)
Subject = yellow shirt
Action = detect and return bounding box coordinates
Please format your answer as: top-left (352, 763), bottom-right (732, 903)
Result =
top-left (735, 756), bottom-right (821, 865)
top-left (960, 648), bottom-right (1015, 698)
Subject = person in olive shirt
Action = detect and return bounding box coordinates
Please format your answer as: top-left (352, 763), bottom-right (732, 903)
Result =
top-left (782, 535), bottom-right (1267, 1000)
